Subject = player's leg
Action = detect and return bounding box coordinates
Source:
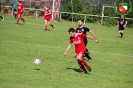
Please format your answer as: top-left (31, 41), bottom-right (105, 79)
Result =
top-left (84, 40), bottom-right (92, 61)
top-left (76, 53), bottom-right (91, 72)
top-left (119, 30), bottom-right (123, 38)
top-left (119, 26), bottom-right (124, 38)
top-left (14, 9), bottom-right (17, 19)
top-left (44, 20), bottom-right (48, 30)
top-left (20, 14), bottom-right (25, 23)
top-left (47, 16), bottom-right (54, 29)
top-left (77, 59), bottom-right (87, 73)
top-left (85, 48), bottom-right (92, 61)
top-left (48, 21), bottom-right (54, 29)
top-left (16, 14), bottom-right (21, 24)
top-left (0, 16), bottom-right (4, 20)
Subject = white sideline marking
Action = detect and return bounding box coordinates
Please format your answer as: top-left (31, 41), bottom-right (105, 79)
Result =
top-left (91, 51), bottom-right (133, 58)
top-left (1, 40), bottom-right (60, 49)
top-left (1, 40), bottom-right (133, 58)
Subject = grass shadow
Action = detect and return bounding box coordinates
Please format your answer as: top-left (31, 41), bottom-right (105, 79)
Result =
top-left (34, 68), bottom-right (40, 70)
top-left (66, 67), bottom-right (83, 73)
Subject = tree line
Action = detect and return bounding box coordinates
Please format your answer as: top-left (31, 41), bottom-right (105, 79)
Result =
top-left (60, 0), bottom-right (133, 27)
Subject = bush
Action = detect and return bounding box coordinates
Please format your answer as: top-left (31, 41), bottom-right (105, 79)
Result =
top-left (103, 17), bottom-right (117, 27)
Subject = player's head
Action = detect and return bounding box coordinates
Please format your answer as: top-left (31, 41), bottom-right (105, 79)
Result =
top-left (17, 0), bottom-right (20, 3)
top-left (68, 28), bottom-right (76, 37)
top-left (44, 4), bottom-right (48, 9)
top-left (78, 20), bottom-right (83, 27)
top-left (121, 15), bottom-right (124, 19)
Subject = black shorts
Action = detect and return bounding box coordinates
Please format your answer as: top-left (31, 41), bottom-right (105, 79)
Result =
top-left (119, 26), bottom-right (125, 30)
top-left (84, 38), bottom-right (88, 46)
top-left (14, 9), bottom-right (17, 11)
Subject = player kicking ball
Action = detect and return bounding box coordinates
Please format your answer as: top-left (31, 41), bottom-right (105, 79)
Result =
top-left (64, 28), bottom-right (99, 73)
top-left (44, 5), bottom-right (54, 31)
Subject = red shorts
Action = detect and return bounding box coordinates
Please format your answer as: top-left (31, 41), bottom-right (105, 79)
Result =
top-left (44, 15), bottom-right (51, 22)
top-left (75, 48), bottom-right (86, 56)
top-left (18, 12), bottom-right (23, 16)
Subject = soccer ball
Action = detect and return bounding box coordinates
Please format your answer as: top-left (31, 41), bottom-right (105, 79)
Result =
top-left (34, 58), bottom-right (41, 65)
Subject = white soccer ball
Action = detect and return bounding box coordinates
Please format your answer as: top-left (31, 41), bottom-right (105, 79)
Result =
top-left (34, 58), bottom-right (41, 65)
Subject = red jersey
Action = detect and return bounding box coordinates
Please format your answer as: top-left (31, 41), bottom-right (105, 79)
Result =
top-left (17, 3), bottom-right (24, 14)
top-left (44, 8), bottom-right (51, 22)
top-left (69, 33), bottom-right (86, 54)
top-left (44, 8), bottom-right (51, 17)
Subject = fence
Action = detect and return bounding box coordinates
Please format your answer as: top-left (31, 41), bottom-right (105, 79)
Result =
top-left (1, 5), bottom-right (133, 24)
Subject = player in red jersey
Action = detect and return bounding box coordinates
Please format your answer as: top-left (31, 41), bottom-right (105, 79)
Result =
top-left (44, 5), bottom-right (54, 30)
top-left (16, 1), bottom-right (25, 24)
top-left (64, 28), bottom-right (99, 73)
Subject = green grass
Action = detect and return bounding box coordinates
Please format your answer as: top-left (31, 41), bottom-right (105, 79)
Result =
top-left (0, 14), bottom-right (133, 88)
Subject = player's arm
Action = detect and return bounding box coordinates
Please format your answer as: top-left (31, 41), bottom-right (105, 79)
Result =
top-left (89, 30), bottom-right (97, 40)
top-left (64, 43), bottom-right (72, 56)
top-left (22, 5), bottom-right (24, 12)
top-left (45, 9), bottom-right (51, 16)
top-left (123, 20), bottom-right (127, 28)
top-left (117, 19), bottom-right (119, 27)
top-left (86, 35), bottom-right (99, 43)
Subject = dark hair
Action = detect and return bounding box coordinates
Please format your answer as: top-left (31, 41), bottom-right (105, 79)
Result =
top-left (68, 28), bottom-right (75, 33)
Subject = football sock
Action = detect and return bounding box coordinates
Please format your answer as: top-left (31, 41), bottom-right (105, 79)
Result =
top-left (0, 16), bottom-right (3, 19)
top-left (80, 65), bottom-right (87, 73)
top-left (50, 24), bottom-right (54, 29)
top-left (77, 60), bottom-right (87, 73)
top-left (15, 14), bottom-right (17, 19)
top-left (45, 25), bottom-right (48, 30)
top-left (21, 18), bottom-right (25, 22)
top-left (85, 49), bottom-right (91, 60)
top-left (80, 59), bottom-right (89, 67)
top-left (17, 18), bottom-right (21, 23)
top-left (121, 33), bottom-right (123, 38)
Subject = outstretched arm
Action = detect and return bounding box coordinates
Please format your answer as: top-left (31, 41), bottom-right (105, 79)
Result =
top-left (86, 35), bottom-right (99, 43)
top-left (64, 43), bottom-right (72, 56)
top-left (89, 30), bottom-right (97, 40)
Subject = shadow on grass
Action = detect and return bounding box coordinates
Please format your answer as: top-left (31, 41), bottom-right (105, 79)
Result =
top-left (66, 67), bottom-right (83, 73)
top-left (34, 68), bottom-right (40, 70)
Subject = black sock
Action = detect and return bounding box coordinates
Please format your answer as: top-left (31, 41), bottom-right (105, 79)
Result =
top-left (121, 33), bottom-right (123, 38)
top-left (85, 49), bottom-right (91, 60)
top-left (15, 14), bottom-right (17, 19)
top-left (0, 16), bottom-right (3, 19)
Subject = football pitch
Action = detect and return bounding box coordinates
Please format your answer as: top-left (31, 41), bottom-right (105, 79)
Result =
top-left (0, 14), bottom-right (133, 88)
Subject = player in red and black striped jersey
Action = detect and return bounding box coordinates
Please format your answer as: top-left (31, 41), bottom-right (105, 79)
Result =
top-left (76, 20), bottom-right (97, 61)
top-left (117, 15), bottom-right (127, 38)
top-left (64, 28), bottom-right (99, 73)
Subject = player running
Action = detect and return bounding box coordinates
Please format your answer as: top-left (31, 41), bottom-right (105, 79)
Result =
top-left (64, 28), bottom-right (99, 73)
top-left (0, 2), bottom-right (4, 20)
top-left (117, 15), bottom-right (127, 38)
top-left (76, 20), bottom-right (97, 61)
top-left (16, 1), bottom-right (25, 24)
top-left (13, 0), bottom-right (18, 19)
top-left (44, 5), bottom-right (54, 31)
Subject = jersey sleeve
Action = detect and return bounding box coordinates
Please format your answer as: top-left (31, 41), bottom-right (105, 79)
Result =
top-left (85, 27), bottom-right (90, 32)
top-left (69, 37), bottom-right (73, 43)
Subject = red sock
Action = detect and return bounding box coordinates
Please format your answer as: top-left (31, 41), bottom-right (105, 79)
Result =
top-left (45, 25), bottom-right (48, 30)
top-left (80, 59), bottom-right (89, 67)
top-left (17, 18), bottom-right (21, 23)
top-left (21, 18), bottom-right (25, 22)
top-left (50, 24), bottom-right (54, 29)
top-left (79, 65), bottom-right (87, 72)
